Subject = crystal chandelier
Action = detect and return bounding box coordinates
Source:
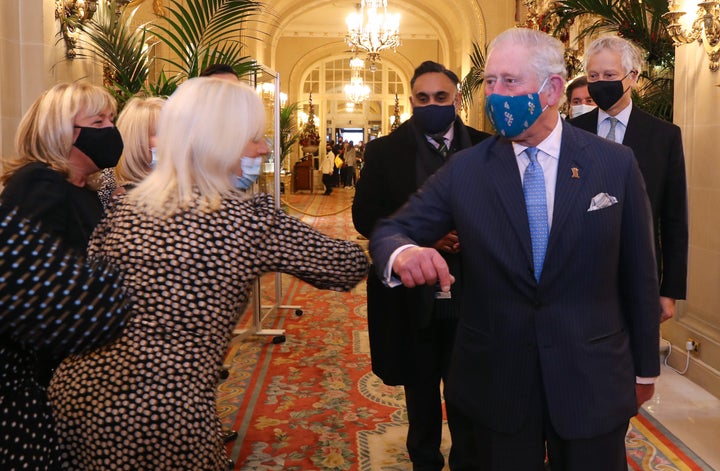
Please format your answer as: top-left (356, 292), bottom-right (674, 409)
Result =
top-left (346, 0), bottom-right (401, 71)
top-left (345, 73), bottom-right (371, 104)
top-left (345, 56), bottom-right (371, 104)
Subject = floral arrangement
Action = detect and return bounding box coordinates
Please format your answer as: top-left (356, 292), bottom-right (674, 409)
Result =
top-left (299, 93), bottom-right (320, 148)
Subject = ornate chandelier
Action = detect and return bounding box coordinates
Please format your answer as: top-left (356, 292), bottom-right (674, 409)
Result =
top-left (345, 57), bottom-right (370, 104)
top-left (345, 73), bottom-right (371, 104)
top-left (346, 0), bottom-right (401, 71)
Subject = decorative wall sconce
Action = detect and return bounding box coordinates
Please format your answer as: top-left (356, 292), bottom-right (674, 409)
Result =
top-left (55, 0), bottom-right (98, 59)
top-left (664, 0), bottom-right (720, 71)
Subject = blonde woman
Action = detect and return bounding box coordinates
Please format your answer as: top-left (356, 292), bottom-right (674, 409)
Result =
top-left (114, 96), bottom-right (165, 191)
top-left (49, 77), bottom-right (369, 470)
top-left (0, 82), bottom-right (122, 251)
top-left (0, 82), bottom-right (122, 471)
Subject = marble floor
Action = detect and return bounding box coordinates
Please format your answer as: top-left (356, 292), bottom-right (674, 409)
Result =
top-left (643, 363), bottom-right (720, 470)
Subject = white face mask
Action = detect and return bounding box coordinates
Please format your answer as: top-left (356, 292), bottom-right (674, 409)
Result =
top-left (233, 156), bottom-right (263, 190)
top-left (570, 104), bottom-right (596, 118)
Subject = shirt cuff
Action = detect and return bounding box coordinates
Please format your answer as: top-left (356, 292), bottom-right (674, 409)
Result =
top-left (636, 376), bottom-right (657, 385)
top-left (384, 244), bottom-right (417, 287)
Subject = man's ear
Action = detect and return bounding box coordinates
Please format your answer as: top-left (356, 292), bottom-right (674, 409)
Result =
top-left (630, 69), bottom-right (640, 86)
top-left (546, 75), bottom-right (566, 107)
top-left (454, 91), bottom-right (462, 110)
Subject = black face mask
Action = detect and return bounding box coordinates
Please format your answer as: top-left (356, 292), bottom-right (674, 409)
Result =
top-left (587, 72), bottom-right (633, 111)
top-left (413, 104), bottom-right (457, 135)
top-left (73, 126), bottom-right (124, 169)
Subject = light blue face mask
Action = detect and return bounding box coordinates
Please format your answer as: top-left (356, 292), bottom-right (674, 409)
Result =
top-left (485, 77), bottom-right (549, 138)
top-left (150, 147), bottom-right (158, 169)
top-left (233, 156), bottom-right (263, 190)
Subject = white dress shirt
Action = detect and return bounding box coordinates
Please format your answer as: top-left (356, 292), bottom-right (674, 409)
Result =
top-left (597, 101), bottom-right (633, 144)
top-left (424, 125), bottom-right (455, 150)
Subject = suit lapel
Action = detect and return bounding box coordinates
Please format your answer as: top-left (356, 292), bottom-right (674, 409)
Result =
top-left (488, 141), bottom-right (534, 268)
top-left (487, 126), bottom-right (594, 284)
top-left (570, 108), bottom-right (599, 133)
top-left (621, 105), bottom-right (642, 146)
top-left (544, 124), bottom-right (592, 281)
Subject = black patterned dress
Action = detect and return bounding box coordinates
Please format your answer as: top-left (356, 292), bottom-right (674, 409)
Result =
top-left (0, 205), bottom-right (130, 471)
top-left (0, 163), bottom-right (120, 471)
top-left (48, 193), bottom-right (368, 470)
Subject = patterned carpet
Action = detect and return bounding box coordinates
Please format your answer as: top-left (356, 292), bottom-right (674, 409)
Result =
top-left (218, 188), bottom-right (711, 470)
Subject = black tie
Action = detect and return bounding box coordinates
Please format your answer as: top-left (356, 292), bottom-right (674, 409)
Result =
top-left (431, 136), bottom-right (448, 158)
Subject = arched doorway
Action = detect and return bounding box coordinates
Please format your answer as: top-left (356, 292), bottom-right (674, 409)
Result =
top-left (297, 55), bottom-right (410, 147)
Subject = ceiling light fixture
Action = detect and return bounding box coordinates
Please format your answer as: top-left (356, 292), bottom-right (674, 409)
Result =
top-left (346, 0), bottom-right (401, 71)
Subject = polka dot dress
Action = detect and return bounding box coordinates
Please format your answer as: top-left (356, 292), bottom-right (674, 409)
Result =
top-left (48, 194), bottom-right (368, 470)
top-left (0, 205), bottom-right (130, 471)
top-left (1, 347), bottom-right (60, 470)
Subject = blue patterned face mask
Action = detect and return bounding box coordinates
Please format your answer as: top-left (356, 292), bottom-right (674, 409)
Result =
top-left (233, 156), bottom-right (263, 190)
top-left (485, 77), bottom-right (549, 138)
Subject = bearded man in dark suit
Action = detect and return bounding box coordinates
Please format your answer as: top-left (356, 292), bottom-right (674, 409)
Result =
top-left (569, 35), bottom-right (688, 323)
top-left (369, 29), bottom-right (660, 471)
top-left (352, 60), bottom-right (490, 470)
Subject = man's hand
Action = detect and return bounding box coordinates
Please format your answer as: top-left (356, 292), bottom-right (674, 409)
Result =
top-left (636, 383), bottom-right (655, 408)
top-left (393, 246), bottom-right (455, 291)
top-left (660, 296), bottom-right (676, 323)
top-left (433, 230), bottom-right (460, 254)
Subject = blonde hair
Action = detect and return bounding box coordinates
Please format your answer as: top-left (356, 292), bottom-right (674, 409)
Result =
top-left (114, 96), bottom-right (166, 187)
top-left (129, 77), bottom-right (266, 217)
top-left (2, 82), bottom-right (117, 185)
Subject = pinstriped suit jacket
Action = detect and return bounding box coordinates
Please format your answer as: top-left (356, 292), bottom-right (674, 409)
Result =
top-left (369, 121), bottom-right (661, 439)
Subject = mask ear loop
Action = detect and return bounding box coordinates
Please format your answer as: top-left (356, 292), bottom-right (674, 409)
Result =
top-left (621, 70), bottom-right (637, 95)
top-left (623, 70), bottom-right (638, 80)
top-left (537, 75), bottom-right (550, 94)
top-left (537, 76), bottom-right (551, 113)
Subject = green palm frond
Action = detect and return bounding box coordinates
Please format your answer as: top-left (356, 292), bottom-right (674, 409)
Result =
top-left (152, 0), bottom-right (263, 79)
top-left (548, 0), bottom-right (674, 68)
top-left (193, 42), bottom-right (257, 78)
top-left (632, 74), bottom-right (674, 121)
top-left (73, 0), bottom-right (264, 107)
top-left (146, 70), bottom-right (183, 98)
top-left (460, 41), bottom-right (487, 109)
top-left (78, 0), bottom-right (152, 101)
top-left (280, 102), bottom-right (300, 164)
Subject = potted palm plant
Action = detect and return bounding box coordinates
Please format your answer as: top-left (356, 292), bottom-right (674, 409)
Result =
top-left (76, 0), bottom-right (263, 107)
top-left (280, 102), bottom-right (301, 168)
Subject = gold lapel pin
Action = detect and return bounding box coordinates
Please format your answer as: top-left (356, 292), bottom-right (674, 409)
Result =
top-left (571, 167), bottom-right (580, 179)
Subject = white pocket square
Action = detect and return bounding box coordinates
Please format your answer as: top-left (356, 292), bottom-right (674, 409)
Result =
top-left (587, 192), bottom-right (618, 212)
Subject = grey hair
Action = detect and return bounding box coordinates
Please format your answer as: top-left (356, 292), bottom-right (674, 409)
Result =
top-left (584, 35), bottom-right (644, 75)
top-left (488, 28), bottom-right (567, 87)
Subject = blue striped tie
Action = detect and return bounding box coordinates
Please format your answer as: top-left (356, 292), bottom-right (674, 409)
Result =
top-left (523, 147), bottom-right (548, 281)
